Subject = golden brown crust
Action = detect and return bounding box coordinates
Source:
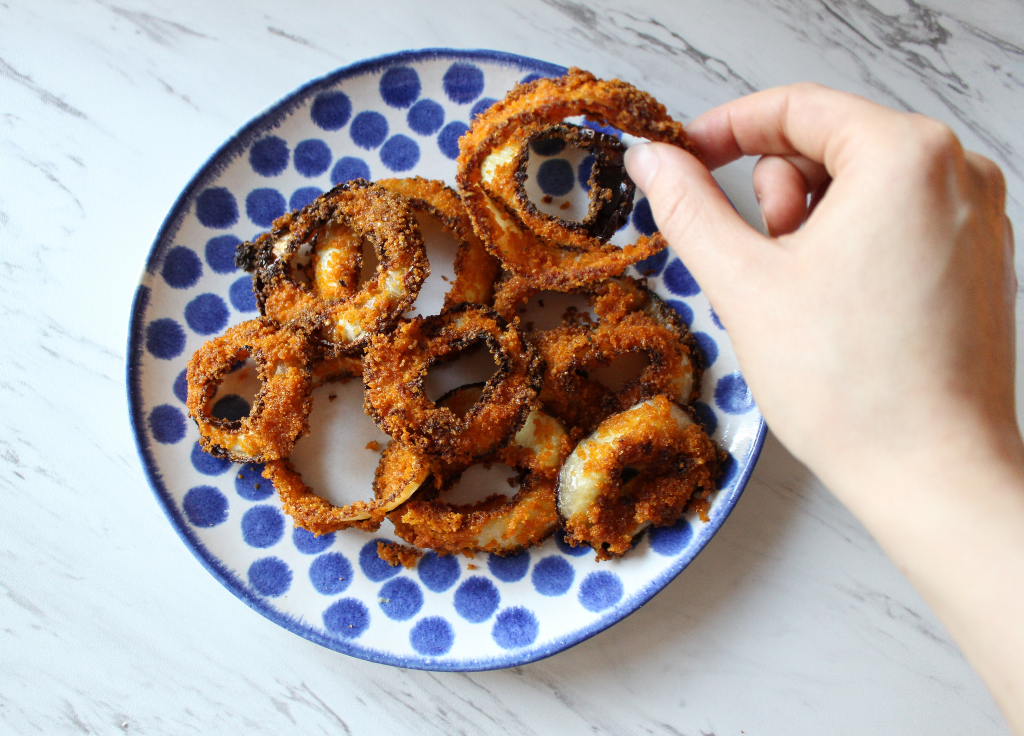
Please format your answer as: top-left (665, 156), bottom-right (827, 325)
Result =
top-left (377, 541), bottom-right (423, 569)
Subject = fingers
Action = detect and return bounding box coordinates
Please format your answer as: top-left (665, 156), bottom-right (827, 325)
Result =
top-left (752, 155), bottom-right (831, 236)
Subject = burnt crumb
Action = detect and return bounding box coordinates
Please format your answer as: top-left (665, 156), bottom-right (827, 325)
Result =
top-left (537, 299), bottom-right (545, 307)
top-left (365, 440), bottom-right (381, 452)
top-left (560, 201), bottom-right (571, 210)
top-left (467, 563), bottom-right (477, 570)
top-left (541, 194), bottom-right (553, 204)
top-left (328, 394), bottom-right (337, 402)
top-left (506, 477), bottom-right (517, 487)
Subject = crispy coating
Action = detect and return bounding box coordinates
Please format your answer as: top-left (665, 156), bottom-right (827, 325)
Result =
top-left (377, 541), bottom-right (423, 569)
top-left (557, 396), bottom-right (721, 560)
top-left (186, 319), bottom-right (313, 462)
top-left (362, 306), bottom-right (542, 462)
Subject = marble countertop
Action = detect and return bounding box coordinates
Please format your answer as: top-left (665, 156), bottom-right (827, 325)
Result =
top-left (2, 0), bottom-right (1021, 733)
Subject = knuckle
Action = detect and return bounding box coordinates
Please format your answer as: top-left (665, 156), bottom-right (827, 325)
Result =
top-left (906, 115), bottom-right (961, 161)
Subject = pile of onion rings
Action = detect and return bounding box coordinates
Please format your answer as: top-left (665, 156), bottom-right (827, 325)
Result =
top-left (182, 68), bottom-right (723, 562)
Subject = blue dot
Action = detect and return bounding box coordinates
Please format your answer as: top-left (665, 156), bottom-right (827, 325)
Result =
top-left (692, 400), bottom-right (718, 435)
top-left (236, 463), bottom-right (272, 500)
top-left (191, 441), bottom-right (231, 475)
top-left (664, 259), bottom-right (701, 297)
top-left (649, 517), bottom-right (694, 556)
top-left (555, 530), bottom-right (590, 557)
top-left (182, 485), bottom-right (228, 527)
top-left (577, 153), bottom-right (594, 189)
top-left (533, 137), bottom-right (566, 157)
top-left (536, 159), bottom-right (574, 196)
top-left (715, 372), bottom-right (755, 415)
top-left (229, 276), bottom-right (257, 313)
top-left (323, 598), bottom-right (369, 638)
top-left (719, 452), bottom-right (739, 489)
top-left (359, 539), bottom-right (401, 582)
top-left (437, 121), bottom-right (468, 160)
top-left (531, 556), bottom-right (574, 596)
top-left (521, 73), bottom-right (544, 84)
top-left (293, 139), bottom-right (332, 178)
top-left (666, 299), bottom-right (693, 327)
top-left (709, 307), bottom-right (724, 330)
top-left (146, 318), bottom-right (186, 360)
top-left (161, 246), bottom-right (202, 289)
top-left (633, 249), bottom-right (669, 277)
top-left (173, 368), bottom-right (188, 404)
top-left (249, 136), bottom-right (289, 177)
top-left (410, 616), bottom-right (454, 657)
top-left (310, 90), bottom-right (352, 131)
top-left (578, 571), bottom-right (623, 612)
top-left (148, 404), bottom-right (185, 444)
top-left (293, 527), bottom-right (335, 554)
top-left (331, 156), bottom-right (371, 185)
top-left (583, 118), bottom-right (621, 139)
top-left (443, 62), bottom-right (484, 103)
top-left (379, 135), bottom-right (420, 172)
top-left (378, 577), bottom-right (423, 621)
top-left (470, 97), bottom-right (497, 119)
top-left (248, 557), bottom-right (292, 597)
top-left (407, 99), bottom-right (445, 135)
top-left (309, 552), bottom-right (353, 595)
top-left (693, 331), bottom-right (719, 366)
top-left (379, 66), bottom-right (421, 108)
top-left (487, 550), bottom-right (530, 582)
top-left (453, 577), bottom-right (500, 623)
top-left (195, 187), bottom-right (238, 229)
top-left (491, 607), bottom-right (539, 650)
top-left (632, 198), bottom-right (658, 236)
top-left (211, 393), bottom-right (249, 422)
top-left (184, 293), bottom-right (229, 335)
top-left (350, 111), bottom-right (388, 149)
top-left (417, 551), bottom-right (460, 592)
top-left (241, 505), bottom-right (284, 548)
top-left (205, 235), bottom-right (241, 274)
top-left (290, 186), bottom-right (323, 211)
top-left (245, 188), bottom-right (286, 227)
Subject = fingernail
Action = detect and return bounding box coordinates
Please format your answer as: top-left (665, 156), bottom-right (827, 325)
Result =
top-left (624, 143), bottom-right (660, 193)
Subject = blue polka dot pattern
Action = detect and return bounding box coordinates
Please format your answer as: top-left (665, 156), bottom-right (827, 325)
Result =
top-left (709, 307), bottom-right (724, 330)
top-left (246, 188), bottom-right (286, 227)
top-left (293, 139), bottom-right (332, 178)
top-left (407, 99), bottom-right (445, 135)
top-left (310, 91), bottom-right (352, 131)
top-left (632, 198), bottom-right (657, 236)
top-left (331, 156), bottom-right (371, 185)
top-left (692, 400), bottom-right (718, 436)
top-left (248, 557), bottom-right (292, 597)
top-left (309, 552), bottom-right (353, 595)
top-left (719, 453), bottom-right (739, 489)
top-left (173, 369), bottom-right (188, 404)
top-left (211, 393), bottom-right (249, 422)
top-left (379, 66), bottom-right (421, 108)
top-left (577, 154), bottom-right (594, 189)
top-left (190, 441), bottom-right (231, 476)
top-left (555, 530), bottom-right (590, 557)
top-left (241, 505), bottom-right (285, 548)
top-left (149, 404), bottom-right (185, 444)
top-left (453, 577), bottom-right (500, 623)
top-left (195, 187), bottom-right (238, 229)
top-left (693, 331), bottom-right (719, 366)
top-left (488, 550), bottom-right (530, 582)
top-left (410, 616), bottom-right (454, 656)
top-left (293, 527), bottom-right (335, 555)
top-left (249, 136), bottom-right (290, 177)
top-left (437, 121), bottom-right (468, 160)
top-left (290, 186), bottom-right (323, 211)
top-left (229, 276), bottom-right (257, 313)
top-left (649, 517), bottom-right (694, 556)
top-left (182, 485), bottom-right (228, 527)
top-left (715, 372), bottom-right (754, 415)
top-left (161, 246), bottom-right (202, 289)
top-left (146, 318), bottom-right (186, 359)
top-left (378, 577), bottom-right (423, 621)
top-left (578, 571), bottom-right (623, 612)
top-left (184, 293), bottom-right (229, 335)
top-left (533, 137), bottom-right (566, 157)
top-left (470, 97), bottom-right (497, 119)
top-left (521, 73), bottom-right (544, 84)
top-left (536, 159), bottom-right (574, 196)
top-left (380, 135), bottom-right (420, 172)
top-left (531, 556), bottom-right (574, 596)
top-left (666, 299), bottom-right (693, 327)
top-left (633, 249), bottom-right (669, 277)
top-left (359, 539), bottom-right (401, 582)
top-left (664, 259), bottom-right (701, 297)
top-left (443, 62), bottom-right (484, 103)
top-left (583, 119), bottom-right (621, 138)
top-left (492, 607), bottom-right (539, 650)
top-left (323, 598), bottom-right (368, 638)
top-left (235, 463), bottom-right (271, 500)
top-left (205, 235), bottom-right (241, 274)
top-left (417, 551), bottom-right (460, 592)
top-left (350, 111), bottom-right (388, 149)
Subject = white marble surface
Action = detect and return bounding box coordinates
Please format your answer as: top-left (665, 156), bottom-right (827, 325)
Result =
top-left (1, 0), bottom-right (1022, 733)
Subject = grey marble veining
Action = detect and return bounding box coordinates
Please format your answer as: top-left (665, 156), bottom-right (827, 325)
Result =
top-left (1, 0), bottom-right (1021, 733)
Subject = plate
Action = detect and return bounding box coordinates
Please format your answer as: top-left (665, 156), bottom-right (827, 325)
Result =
top-left (127, 48), bottom-right (766, 671)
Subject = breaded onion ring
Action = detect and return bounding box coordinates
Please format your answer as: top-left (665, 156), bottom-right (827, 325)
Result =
top-left (186, 318), bottom-right (313, 462)
top-left (362, 306), bottom-right (542, 461)
top-left (456, 68), bottom-right (697, 289)
top-left (557, 396), bottom-right (721, 560)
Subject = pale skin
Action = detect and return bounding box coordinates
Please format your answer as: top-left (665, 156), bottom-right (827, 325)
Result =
top-left (623, 84), bottom-right (1024, 730)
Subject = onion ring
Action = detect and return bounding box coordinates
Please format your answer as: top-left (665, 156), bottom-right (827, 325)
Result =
top-left (186, 318), bottom-right (313, 462)
top-left (557, 395), bottom-right (721, 560)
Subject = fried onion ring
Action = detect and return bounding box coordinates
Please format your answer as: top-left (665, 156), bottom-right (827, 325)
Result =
top-left (186, 318), bottom-right (313, 462)
top-left (557, 396), bottom-right (720, 560)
